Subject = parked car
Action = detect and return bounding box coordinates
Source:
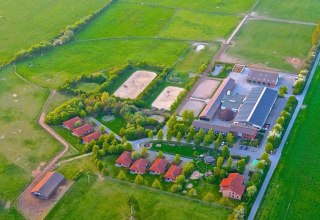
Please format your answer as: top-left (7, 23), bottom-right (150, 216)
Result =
top-left (244, 146), bottom-right (249, 150)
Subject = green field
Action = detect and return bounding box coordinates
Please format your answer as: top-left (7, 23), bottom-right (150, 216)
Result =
top-left (255, 64), bottom-right (320, 219)
top-left (0, 0), bottom-right (108, 65)
top-left (255, 0), bottom-right (320, 23)
top-left (0, 67), bottom-right (62, 202)
top-left (98, 116), bottom-right (127, 134)
top-left (129, 0), bottom-right (255, 14)
top-left (225, 20), bottom-right (314, 72)
top-left (159, 10), bottom-right (240, 41)
top-left (48, 157), bottom-right (231, 220)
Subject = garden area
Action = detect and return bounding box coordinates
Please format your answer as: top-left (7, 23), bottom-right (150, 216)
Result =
top-left (207, 62), bottom-right (234, 79)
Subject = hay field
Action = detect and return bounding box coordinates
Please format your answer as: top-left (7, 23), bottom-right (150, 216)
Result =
top-left (254, 0), bottom-right (320, 22)
top-left (191, 79), bottom-right (220, 99)
top-left (179, 99), bottom-right (206, 117)
top-left (255, 65), bottom-right (320, 220)
top-left (114, 70), bottom-right (157, 99)
top-left (224, 20), bottom-right (314, 72)
top-left (0, 0), bottom-right (107, 65)
top-left (151, 86), bottom-right (185, 110)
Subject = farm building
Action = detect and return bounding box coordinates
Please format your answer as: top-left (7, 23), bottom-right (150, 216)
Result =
top-left (192, 120), bottom-right (258, 140)
top-left (63, 116), bottom-right (83, 130)
top-left (164, 165), bottom-right (182, 182)
top-left (72, 124), bottom-right (94, 137)
top-left (115, 151), bottom-right (132, 168)
top-left (149, 158), bottom-right (168, 175)
top-left (220, 173), bottom-right (245, 200)
top-left (234, 87), bottom-right (278, 129)
top-left (246, 70), bottom-right (279, 87)
top-left (130, 158), bottom-right (148, 174)
top-left (221, 93), bottom-right (245, 112)
top-left (31, 171), bottom-right (65, 200)
top-left (199, 77), bottom-right (235, 121)
top-left (82, 131), bottom-right (101, 143)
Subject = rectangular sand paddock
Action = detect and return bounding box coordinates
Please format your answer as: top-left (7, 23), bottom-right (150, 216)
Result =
top-left (191, 79), bottom-right (220, 100)
top-left (179, 99), bottom-right (206, 117)
top-left (152, 86), bottom-right (185, 111)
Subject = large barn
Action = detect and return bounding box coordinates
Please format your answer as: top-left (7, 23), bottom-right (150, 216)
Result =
top-left (246, 70), bottom-right (279, 87)
top-left (31, 172), bottom-right (65, 199)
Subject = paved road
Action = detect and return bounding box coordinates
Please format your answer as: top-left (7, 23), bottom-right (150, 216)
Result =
top-left (248, 52), bottom-right (320, 220)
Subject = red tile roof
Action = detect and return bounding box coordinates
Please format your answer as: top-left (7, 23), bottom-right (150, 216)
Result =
top-left (63, 116), bottom-right (83, 130)
top-left (164, 165), bottom-right (182, 180)
top-left (130, 158), bottom-right (148, 173)
top-left (116, 151), bottom-right (132, 167)
top-left (82, 131), bottom-right (101, 143)
top-left (72, 124), bottom-right (93, 137)
top-left (220, 173), bottom-right (245, 196)
top-left (31, 171), bottom-right (65, 198)
top-left (149, 158), bottom-right (168, 174)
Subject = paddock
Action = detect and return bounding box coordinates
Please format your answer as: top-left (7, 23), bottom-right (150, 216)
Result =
top-left (114, 70), bottom-right (156, 99)
top-left (152, 86), bottom-right (185, 111)
top-left (179, 99), bottom-right (206, 117)
top-left (191, 79), bottom-right (220, 100)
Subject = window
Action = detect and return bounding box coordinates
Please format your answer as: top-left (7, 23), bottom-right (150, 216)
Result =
top-left (263, 82), bottom-right (265, 85)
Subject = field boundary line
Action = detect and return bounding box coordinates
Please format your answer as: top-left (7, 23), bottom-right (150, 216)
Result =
top-left (57, 152), bottom-right (92, 166)
top-left (248, 16), bottom-right (317, 26)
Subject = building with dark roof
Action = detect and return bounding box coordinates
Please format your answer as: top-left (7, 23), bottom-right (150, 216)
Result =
top-left (218, 109), bottom-right (236, 121)
top-left (199, 77), bottom-right (235, 121)
top-left (63, 116), bottom-right (83, 130)
top-left (31, 172), bottom-right (65, 199)
top-left (115, 151), bottom-right (132, 168)
top-left (220, 173), bottom-right (245, 200)
top-left (221, 93), bottom-right (245, 112)
top-left (72, 124), bottom-right (94, 137)
top-left (234, 87), bottom-right (278, 129)
top-left (246, 70), bottom-right (279, 87)
top-left (149, 158), bottom-right (168, 175)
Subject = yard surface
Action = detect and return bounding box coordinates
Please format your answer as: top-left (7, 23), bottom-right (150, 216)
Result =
top-left (0, 0), bottom-right (108, 65)
top-left (255, 65), bottom-right (320, 219)
top-left (223, 20), bottom-right (314, 72)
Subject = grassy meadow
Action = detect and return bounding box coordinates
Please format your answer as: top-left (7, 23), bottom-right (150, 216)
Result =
top-left (225, 20), bottom-right (314, 72)
top-left (255, 65), bottom-right (320, 219)
top-left (48, 157), bottom-right (232, 220)
top-left (0, 0), bottom-right (108, 65)
top-left (255, 0), bottom-right (320, 23)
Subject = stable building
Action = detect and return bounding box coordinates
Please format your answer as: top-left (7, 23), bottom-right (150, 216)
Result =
top-left (31, 171), bottom-right (65, 200)
top-left (246, 70), bottom-right (279, 87)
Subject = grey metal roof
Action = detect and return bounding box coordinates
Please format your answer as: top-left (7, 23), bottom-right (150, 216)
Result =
top-left (221, 93), bottom-right (245, 110)
top-left (234, 87), bottom-right (277, 128)
top-left (247, 70), bottom-right (279, 84)
top-left (32, 172), bottom-right (65, 198)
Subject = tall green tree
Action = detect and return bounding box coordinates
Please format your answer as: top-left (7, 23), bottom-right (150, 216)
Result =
top-left (157, 129), bottom-right (164, 140)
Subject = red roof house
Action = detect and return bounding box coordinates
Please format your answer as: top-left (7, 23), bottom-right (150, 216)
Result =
top-left (220, 173), bottom-right (245, 200)
top-left (72, 124), bottom-right (93, 137)
top-left (115, 151), bottom-right (132, 168)
top-left (164, 165), bottom-right (182, 182)
top-left (63, 116), bottom-right (83, 130)
top-left (82, 131), bottom-right (101, 143)
top-left (130, 158), bottom-right (148, 174)
top-left (149, 158), bottom-right (168, 175)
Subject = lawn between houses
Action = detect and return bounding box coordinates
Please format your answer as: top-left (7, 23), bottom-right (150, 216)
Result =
top-left (255, 66), bottom-right (320, 219)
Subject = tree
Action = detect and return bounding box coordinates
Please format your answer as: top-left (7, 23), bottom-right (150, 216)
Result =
top-left (166, 129), bottom-right (173, 141)
top-left (74, 120), bottom-right (82, 128)
top-left (186, 126), bottom-right (196, 143)
top-left (148, 130), bottom-right (153, 140)
top-left (226, 156), bottom-right (233, 171)
top-left (221, 145), bottom-right (230, 158)
top-left (206, 175), bottom-right (215, 184)
top-left (226, 133), bottom-right (234, 146)
top-left (182, 110), bottom-right (194, 124)
top-left (214, 133), bottom-right (223, 149)
top-left (176, 131), bottom-right (182, 142)
top-left (204, 134), bottom-right (213, 146)
top-left (232, 203), bottom-right (246, 220)
top-left (260, 152), bottom-right (269, 161)
top-left (131, 150), bottom-right (141, 160)
top-left (187, 188), bottom-right (197, 197)
top-left (194, 129), bottom-right (205, 145)
top-left (100, 125), bottom-right (106, 134)
top-left (152, 178), bottom-right (162, 189)
top-left (193, 151), bottom-right (200, 158)
top-left (216, 156), bottom-right (224, 168)
top-left (246, 185), bottom-right (257, 198)
top-left (174, 154), bottom-right (181, 164)
top-left (141, 147), bottom-right (148, 158)
top-left (171, 184), bottom-right (181, 192)
top-left (182, 162), bottom-right (195, 177)
top-left (98, 161), bottom-right (104, 171)
top-left (203, 192), bottom-right (215, 202)
top-left (265, 142), bottom-right (274, 154)
top-left (134, 174), bottom-right (144, 185)
top-left (157, 129), bottom-right (164, 140)
top-left (117, 170), bottom-right (126, 180)
top-left (256, 161), bottom-right (265, 170)
top-left (127, 195), bottom-right (140, 218)
top-left (157, 151), bottom-right (164, 158)
top-left (237, 159), bottom-right (246, 174)
top-left (175, 175), bottom-right (186, 185)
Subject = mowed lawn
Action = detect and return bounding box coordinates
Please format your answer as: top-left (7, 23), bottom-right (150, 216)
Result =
top-left (225, 20), bottom-right (314, 72)
top-left (0, 0), bottom-right (108, 65)
top-left (255, 65), bottom-right (320, 219)
top-left (159, 10), bottom-right (240, 42)
top-left (48, 157), bottom-right (231, 220)
top-left (129, 0), bottom-right (255, 14)
top-left (16, 39), bottom-right (189, 89)
top-left (255, 0), bottom-right (320, 23)
top-left (0, 66), bottom-right (62, 201)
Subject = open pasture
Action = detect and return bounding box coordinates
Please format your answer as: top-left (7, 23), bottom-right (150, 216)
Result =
top-left (151, 86), bottom-right (185, 111)
top-left (16, 39), bottom-right (188, 89)
top-left (256, 66), bottom-right (320, 219)
top-left (159, 10), bottom-right (240, 42)
top-left (114, 70), bottom-right (157, 99)
top-left (128, 0), bottom-right (256, 14)
top-left (254, 0), bottom-right (320, 23)
top-left (223, 20), bottom-right (314, 72)
top-left (0, 0), bottom-right (107, 65)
